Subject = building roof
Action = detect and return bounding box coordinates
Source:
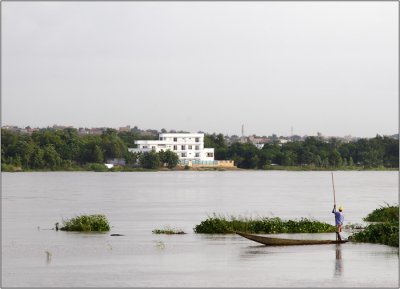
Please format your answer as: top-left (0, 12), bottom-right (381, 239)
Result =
top-left (159, 133), bottom-right (204, 137)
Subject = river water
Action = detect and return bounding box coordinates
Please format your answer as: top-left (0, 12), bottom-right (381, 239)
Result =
top-left (2, 171), bottom-right (398, 287)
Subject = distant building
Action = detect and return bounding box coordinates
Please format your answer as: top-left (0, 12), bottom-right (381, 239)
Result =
top-left (52, 124), bottom-right (73, 130)
top-left (90, 127), bottom-right (106, 135)
top-left (78, 127), bottom-right (90, 135)
top-left (248, 135), bottom-right (269, 149)
top-left (129, 133), bottom-right (215, 164)
top-left (119, 125), bottom-right (131, 133)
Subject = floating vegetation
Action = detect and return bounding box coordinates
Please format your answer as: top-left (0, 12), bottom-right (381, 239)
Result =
top-left (193, 214), bottom-right (336, 234)
top-left (363, 204), bottom-right (398, 223)
top-left (60, 214), bottom-right (110, 232)
top-left (152, 226), bottom-right (186, 235)
top-left (349, 222), bottom-right (398, 247)
top-left (349, 204), bottom-right (399, 247)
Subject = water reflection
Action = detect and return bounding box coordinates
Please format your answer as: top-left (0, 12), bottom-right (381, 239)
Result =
top-left (334, 244), bottom-right (343, 277)
top-left (45, 250), bottom-right (52, 265)
top-left (239, 245), bottom-right (273, 259)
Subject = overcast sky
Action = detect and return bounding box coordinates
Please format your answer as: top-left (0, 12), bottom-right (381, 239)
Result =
top-left (2, 2), bottom-right (398, 137)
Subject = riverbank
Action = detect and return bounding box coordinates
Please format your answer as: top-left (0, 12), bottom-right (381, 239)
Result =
top-left (2, 163), bottom-right (397, 172)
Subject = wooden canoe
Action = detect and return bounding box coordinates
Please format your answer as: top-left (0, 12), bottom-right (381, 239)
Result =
top-left (236, 232), bottom-right (349, 246)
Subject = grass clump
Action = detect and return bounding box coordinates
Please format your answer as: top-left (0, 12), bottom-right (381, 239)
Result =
top-left (193, 214), bottom-right (336, 234)
top-left (152, 226), bottom-right (186, 234)
top-left (60, 214), bottom-right (110, 232)
top-left (349, 204), bottom-right (399, 247)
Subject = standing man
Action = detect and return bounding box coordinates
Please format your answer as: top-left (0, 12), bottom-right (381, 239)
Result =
top-left (332, 205), bottom-right (344, 241)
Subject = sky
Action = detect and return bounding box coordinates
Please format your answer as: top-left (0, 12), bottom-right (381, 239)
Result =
top-left (2, 1), bottom-right (398, 137)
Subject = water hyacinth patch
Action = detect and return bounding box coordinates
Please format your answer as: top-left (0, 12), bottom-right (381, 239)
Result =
top-left (60, 214), bottom-right (110, 232)
top-left (193, 214), bottom-right (336, 234)
top-left (349, 222), bottom-right (398, 247)
top-left (349, 204), bottom-right (399, 247)
top-left (363, 204), bottom-right (399, 223)
top-left (152, 226), bottom-right (186, 234)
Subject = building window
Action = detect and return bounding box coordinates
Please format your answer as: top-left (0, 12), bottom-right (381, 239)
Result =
top-left (142, 145), bottom-right (148, 149)
top-left (207, 152), bottom-right (214, 157)
top-left (195, 153), bottom-right (200, 157)
top-left (182, 153), bottom-right (187, 157)
top-left (188, 145), bottom-right (192, 150)
top-left (195, 145), bottom-right (200, 150)
top-left (195, 137), bottom-right (200, 142)
top-left (152, 146), bottom-right (156, 150)
top-left (173, 137), bottom-right (177, 142)
top-left (181, 145), bottom-right (186, 150)
top-left (173, 145), bottom-right (177, 150)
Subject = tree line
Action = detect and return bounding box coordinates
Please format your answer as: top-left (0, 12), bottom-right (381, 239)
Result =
top-left (1, 128), bottom-right (177, 171)
top-left (1, 128), bottom-right (398, 171)
top-left (205, 133), bottom-right (398, 169)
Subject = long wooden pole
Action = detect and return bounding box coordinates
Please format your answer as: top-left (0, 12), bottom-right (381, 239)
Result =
top-left (331, 172), bottom-right (336, 206)
top-left (331, 172), bottom-right (337, 241)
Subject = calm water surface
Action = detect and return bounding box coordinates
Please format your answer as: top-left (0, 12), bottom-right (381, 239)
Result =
top-left (2, 171), bottom-right (398, 287)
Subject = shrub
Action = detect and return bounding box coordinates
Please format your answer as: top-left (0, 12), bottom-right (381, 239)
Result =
top-left (60, 214), bottom-right (110, 232)
top-left (85, 163), bottom-right (109, 172)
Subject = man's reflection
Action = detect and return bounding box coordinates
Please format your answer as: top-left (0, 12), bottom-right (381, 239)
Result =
top-left (334, 244), bottom-right (343, 277)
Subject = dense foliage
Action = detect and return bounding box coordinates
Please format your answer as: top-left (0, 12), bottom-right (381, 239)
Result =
top-left (1, 128), bottom-right (177, 171)
top-left (60, 214), bottom-right (110, 232)
top-left (205, 133), bottom-right (399, 169)
top-left (349, 205), bottom-right (399, 247)
top-left (193, 215), bottom-right (336, 234)
top-left (2, 128), bottom-right (398, 171)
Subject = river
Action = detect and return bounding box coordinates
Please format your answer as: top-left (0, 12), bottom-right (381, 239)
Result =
top-left (2, 171), bottom-right (398, 287)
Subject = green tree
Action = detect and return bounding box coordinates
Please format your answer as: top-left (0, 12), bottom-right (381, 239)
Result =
top-left (15, 140), bottom-right (35, 168)
top-left (43, 144), bottom-right (62, 169)
top-left (329, 149), bottom-right (343, 167)
top-left (101, 129), bottom-right (128, 160)
top-left (124, 151), bottom-right (139, 166)
top-left (140, 151), bottom-right (161, 169)
top-left (159, 150), bottom-right (179, 169)
top-left (281, 150), bottom-right (297, 166)
top-left (59, 128), bottom-right (81, 161)
top-left (348, 156), bottom-right (354, 167)
top-left (30, 146), bottom-right (45, 169)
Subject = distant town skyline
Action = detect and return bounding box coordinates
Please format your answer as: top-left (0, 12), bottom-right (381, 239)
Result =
top-left (2, 123), bottom-right (398, 140)
top-left (2, 2), bottom-right (398, 138)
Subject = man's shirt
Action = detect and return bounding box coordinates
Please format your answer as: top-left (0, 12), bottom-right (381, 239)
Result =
top-left (334, 211), bottom-right (344, 226)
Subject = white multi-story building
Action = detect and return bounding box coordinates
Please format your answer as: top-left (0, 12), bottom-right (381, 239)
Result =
top-left (128, 133), bottom-right (215, 164)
